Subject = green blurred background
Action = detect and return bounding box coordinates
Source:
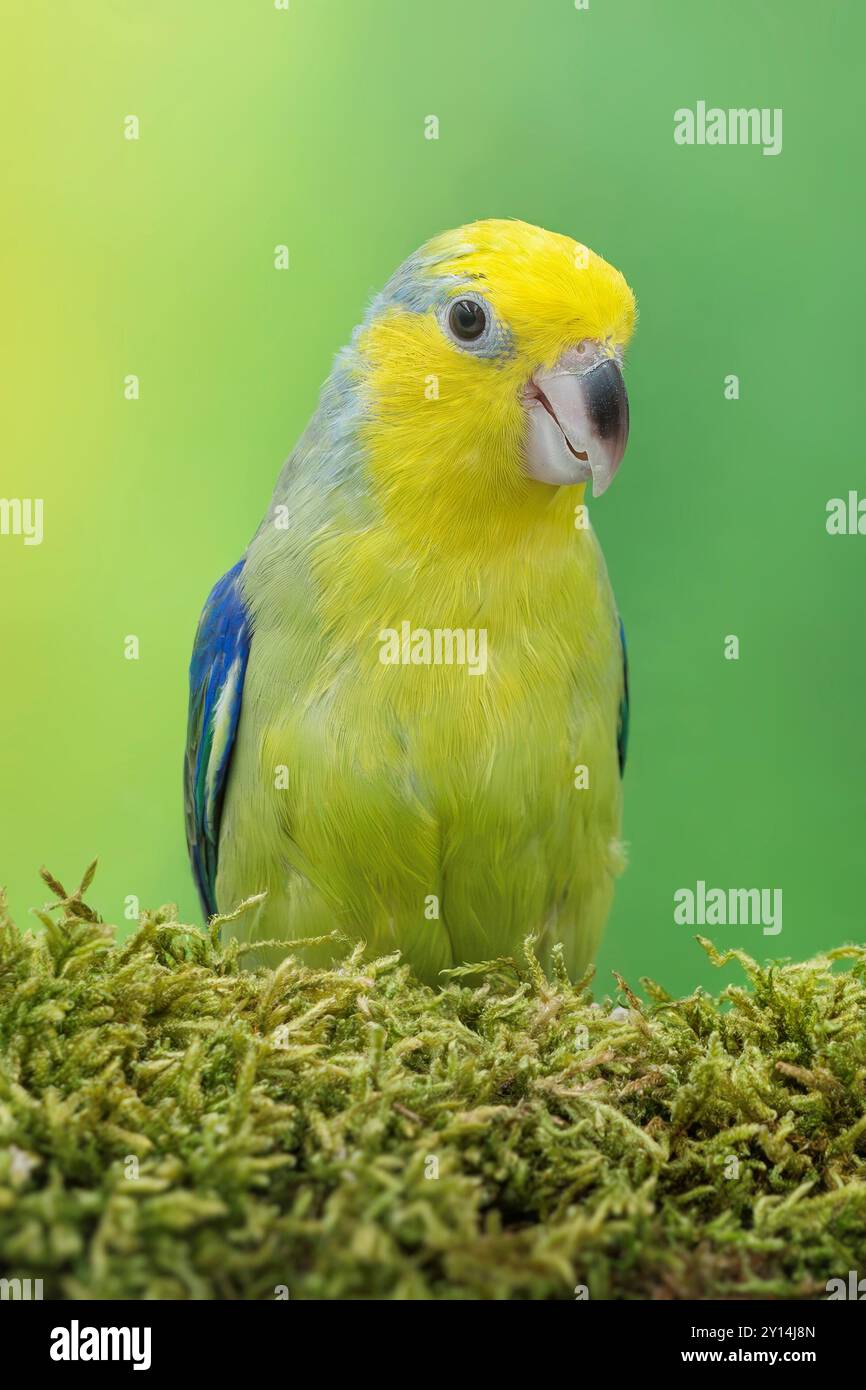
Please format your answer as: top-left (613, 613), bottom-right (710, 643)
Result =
top-left (1, 0), bottom-right (863, 997)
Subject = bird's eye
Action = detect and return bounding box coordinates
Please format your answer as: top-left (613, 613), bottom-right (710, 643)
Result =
top-left (448, 299), bottom-right (487, 342)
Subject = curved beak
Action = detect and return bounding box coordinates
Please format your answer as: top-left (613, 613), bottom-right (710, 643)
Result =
top-left (523, 342), bottom-right (629, 495)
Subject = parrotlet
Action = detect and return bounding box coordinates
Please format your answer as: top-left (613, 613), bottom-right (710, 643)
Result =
top-left (185, 219), bottom-right (635, 983)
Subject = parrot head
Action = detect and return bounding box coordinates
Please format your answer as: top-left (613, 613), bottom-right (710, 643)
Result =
top-left (347, 219), bottom-right (636, 544)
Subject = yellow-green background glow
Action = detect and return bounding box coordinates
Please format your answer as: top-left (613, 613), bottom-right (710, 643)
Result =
top-left (1, 1), bottom-right (863, 995)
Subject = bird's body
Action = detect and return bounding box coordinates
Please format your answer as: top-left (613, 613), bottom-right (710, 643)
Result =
top-left (185, 220), bottom-right (636, 983)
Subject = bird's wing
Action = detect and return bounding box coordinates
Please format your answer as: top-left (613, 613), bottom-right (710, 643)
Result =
top-left (617, 617), bottom-right (629, 777)
top-left (184, 560), bottom-right (252, 918)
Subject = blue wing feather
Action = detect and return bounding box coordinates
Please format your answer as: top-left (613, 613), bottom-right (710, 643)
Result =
top-left (184, 561), bottom-right (251, 918)
top-left (617, 616), bottom-right (629, 777)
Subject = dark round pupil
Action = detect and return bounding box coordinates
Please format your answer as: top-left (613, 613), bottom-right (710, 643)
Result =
top-left (450, 299), bottom-right (486, 340)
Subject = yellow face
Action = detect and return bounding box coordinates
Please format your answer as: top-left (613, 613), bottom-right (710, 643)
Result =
top-left (354, 219), bottom-right (637, 551)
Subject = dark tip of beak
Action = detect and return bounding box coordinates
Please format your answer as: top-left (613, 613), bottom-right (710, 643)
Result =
top-left (585, 358), bottom-right (629, 456)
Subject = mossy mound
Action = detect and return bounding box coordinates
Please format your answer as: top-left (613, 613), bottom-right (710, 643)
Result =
top-left (0, 865), bottom-right (864, 1300)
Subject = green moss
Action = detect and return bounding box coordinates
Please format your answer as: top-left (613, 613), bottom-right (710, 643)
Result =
top-left (0, 865), bottom-right (864, 1299)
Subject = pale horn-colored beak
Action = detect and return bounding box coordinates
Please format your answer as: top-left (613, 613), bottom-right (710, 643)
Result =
top-left (522, 341), bottom-right (629, 495)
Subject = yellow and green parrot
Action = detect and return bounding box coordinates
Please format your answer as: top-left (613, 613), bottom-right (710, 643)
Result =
top-left (185, 219), bottom-right (636, 983)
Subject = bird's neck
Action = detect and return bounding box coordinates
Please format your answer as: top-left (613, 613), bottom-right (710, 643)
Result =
top-left (252, 372), bottom-right (601, 637)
